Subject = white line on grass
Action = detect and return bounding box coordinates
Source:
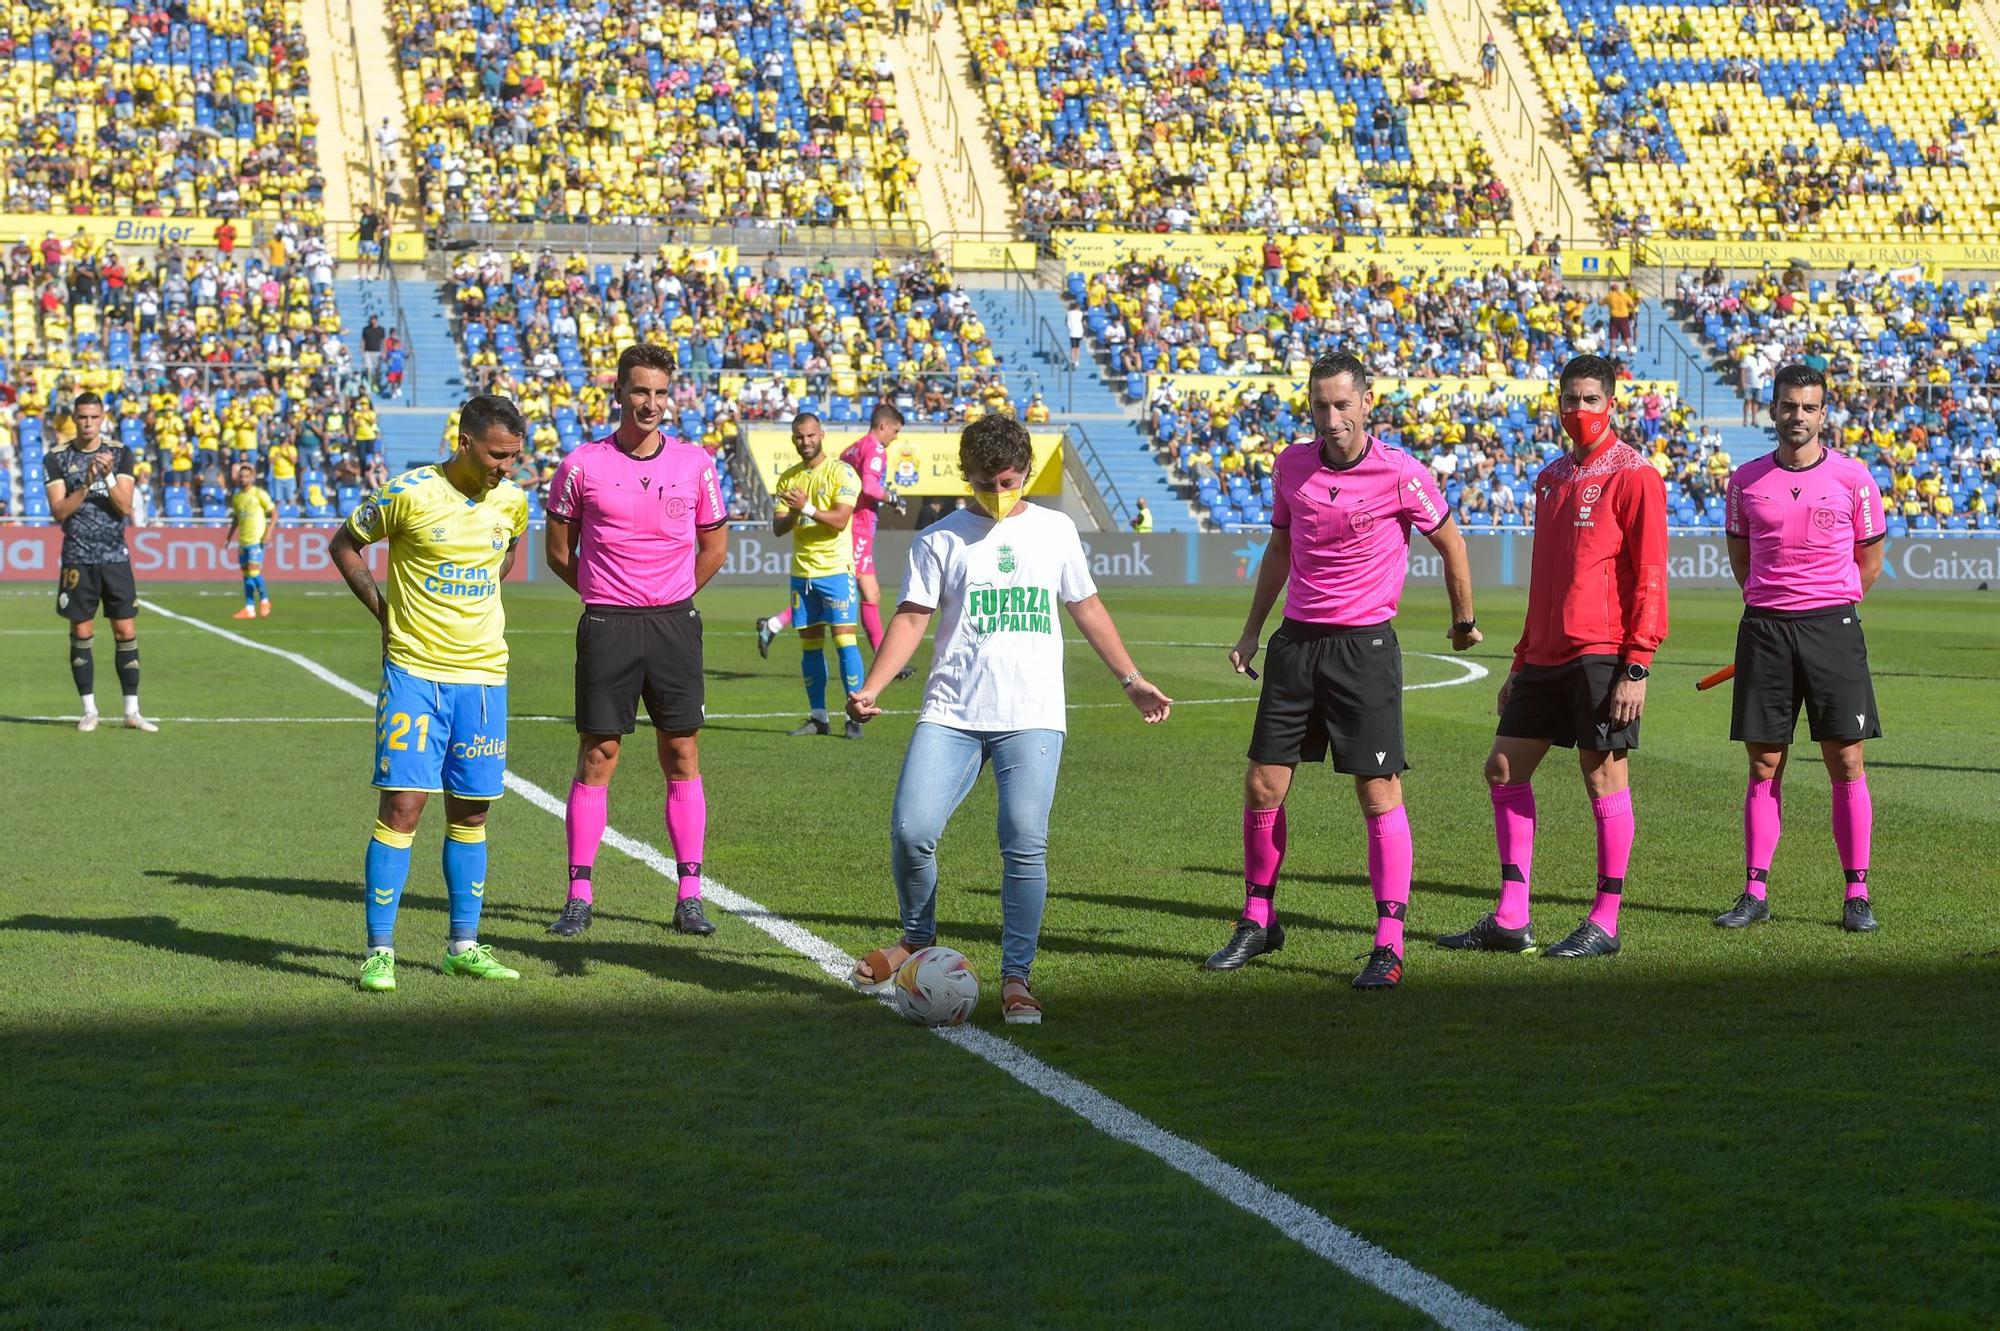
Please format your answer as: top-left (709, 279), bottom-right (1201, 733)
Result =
top-left (134, 596), bottom-right (1521, 1331)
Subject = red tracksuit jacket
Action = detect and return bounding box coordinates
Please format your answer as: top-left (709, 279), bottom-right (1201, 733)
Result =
top-left (1513, 439), bottom-right (1670, 671)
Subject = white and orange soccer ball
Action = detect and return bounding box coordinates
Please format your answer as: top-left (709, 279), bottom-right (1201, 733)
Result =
top-left (890, 946), bottom-right (980, 1027)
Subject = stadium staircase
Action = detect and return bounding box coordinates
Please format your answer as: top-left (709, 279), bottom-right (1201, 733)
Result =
top-left (968, 287), bottom-right (1201, 533)
top-left (335, 279), bottom-right (461, 471)
top-left (1428, 0), bottom-right (1598, 243)
top-left (1631, 299), bottom-right (1769, 460)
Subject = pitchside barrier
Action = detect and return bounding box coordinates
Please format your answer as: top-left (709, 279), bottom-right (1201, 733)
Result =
top-left (3, 525), bottom-right (1996, 591)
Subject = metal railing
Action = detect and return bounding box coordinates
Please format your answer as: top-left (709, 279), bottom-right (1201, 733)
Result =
top-left (1033, 314), bottom-right (1075, 412)
top-left (924, 26), bottom-right (989, 235)
top-left (1061, 420), bottom-right (1130, 530)
top-left (1643, 313), bottom-right (1709, 415)
top-left (438, 221), bottom-right (934, 259)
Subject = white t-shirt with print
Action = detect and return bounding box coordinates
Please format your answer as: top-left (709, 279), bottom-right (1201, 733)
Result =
top-left (902, 503), bottom-right (1098, 733)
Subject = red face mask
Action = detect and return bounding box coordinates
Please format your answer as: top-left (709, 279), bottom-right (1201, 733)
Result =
top-left (1561, 408), bottom-right (1613, 451)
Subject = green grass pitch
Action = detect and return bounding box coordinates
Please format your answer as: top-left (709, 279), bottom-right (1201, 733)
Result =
top-left (2, 578), bottom-right (1995, 1329)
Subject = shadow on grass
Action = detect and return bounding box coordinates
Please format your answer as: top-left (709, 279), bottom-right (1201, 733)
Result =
top-left (141, 868), bottom-right (666, 932)
top-left (0, 914), bottom-right (350, 980)
top-left (1178, 865), bottom-right (1726, 921)
top-left (1869, 760), bottom-right (2000, 776)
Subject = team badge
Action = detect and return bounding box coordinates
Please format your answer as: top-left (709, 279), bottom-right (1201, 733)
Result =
top-left (998, 544), bottom-right (1015, 574)
top-left (665, 496), bottom-right (690, 519)
top-left (1350, 511), bottom-right (1376, 535)
top-left (1813, 509), bottom-right (1839, 530)
top-left (1581, 483), bottom-right (1603, 504)
top-left (491, 523), bottom-right (508, 550)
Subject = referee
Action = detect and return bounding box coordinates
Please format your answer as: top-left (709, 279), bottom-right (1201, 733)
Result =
top-left (1210, 350), bottom-right (1481, 990)
top-left (1439, 354), bottom-right (1668, 959)
top-left (1714, 363), bottom-right (1884, 933)
top-left (543, 345), bottom-right (730, 939)
top-left (42, 391), bottom-right (154, 732)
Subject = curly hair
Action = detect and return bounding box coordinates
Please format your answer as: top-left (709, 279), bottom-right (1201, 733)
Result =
top-left (958, 412), bottom-right (1033, 481)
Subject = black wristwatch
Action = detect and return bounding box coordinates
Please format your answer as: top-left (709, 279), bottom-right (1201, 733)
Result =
top-left (1623, 662), bottom-right (1650, 682)
top-left (1452, 619), bottom-right (1477, 635)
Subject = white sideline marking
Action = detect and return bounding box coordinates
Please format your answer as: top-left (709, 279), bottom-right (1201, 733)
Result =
top-left (135, 596), bottom-right (1522, 1331)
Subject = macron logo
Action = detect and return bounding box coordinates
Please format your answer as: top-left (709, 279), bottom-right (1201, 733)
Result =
top-left (1856, 714), bottom-right (1866, 727)
top-left (1375, 751), bottom-right (1387, 764)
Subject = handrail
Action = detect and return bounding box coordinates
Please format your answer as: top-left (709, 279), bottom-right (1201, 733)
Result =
top-left (1645, 313), bottom-right (1709, 416)
top-left (1033, 314), bottom-right (1074, 412)
top-left (1062, 420), bottom-right (1131, 530)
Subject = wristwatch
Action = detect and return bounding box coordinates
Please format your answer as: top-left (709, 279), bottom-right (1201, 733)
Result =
top-left (1452, 619), bottom-right (1477, 635)
top-left (1623, 662), bottom-right (1650, 682)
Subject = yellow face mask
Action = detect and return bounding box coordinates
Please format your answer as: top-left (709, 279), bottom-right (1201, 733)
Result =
top-left (972, 487), bottom-right (1022, 520)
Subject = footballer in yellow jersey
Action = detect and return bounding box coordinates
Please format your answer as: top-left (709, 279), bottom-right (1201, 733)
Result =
top-left (771, 412), bottom-right (866, 736)
top-left (328, 395), bottom-right (531, 992)
top-left (224, 463), bottom-right (277, 619)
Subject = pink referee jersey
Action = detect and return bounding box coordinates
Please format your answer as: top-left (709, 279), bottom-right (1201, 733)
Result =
top-left (545, 431), bottom-right (726, 607)
top-left (1269, 436), bottom-right (1449, 626)
top-left (1725, 449), bottom-right (1885, 611)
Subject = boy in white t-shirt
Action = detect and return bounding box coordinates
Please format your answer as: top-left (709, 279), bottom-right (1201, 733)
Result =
top-left (845, 415), bottom-right (1173, 1023)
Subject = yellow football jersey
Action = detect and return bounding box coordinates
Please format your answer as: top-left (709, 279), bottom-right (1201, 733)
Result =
top-left (343, 466), bottom-right (530, 685)
top-left (230, 485), bottom-right (275, 546)
top-left (774, 456), bottom-right (862, 577)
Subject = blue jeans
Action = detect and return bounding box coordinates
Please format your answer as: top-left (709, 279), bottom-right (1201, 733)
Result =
top-left (890, 723), bottom-right (1065, 979)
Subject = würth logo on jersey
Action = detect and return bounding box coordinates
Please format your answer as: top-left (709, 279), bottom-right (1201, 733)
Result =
top-left (1405, 476), bottom-right (1440, 524)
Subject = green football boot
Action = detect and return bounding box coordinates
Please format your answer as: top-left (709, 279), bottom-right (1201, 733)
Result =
top-left (359, 950), bottom-right (397, 992)
top-left (441, 943), bottom-right (520, 981)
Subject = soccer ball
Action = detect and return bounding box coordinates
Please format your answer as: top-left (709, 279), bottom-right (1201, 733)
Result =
top-left (890, 946), bottom-right (979, 1027)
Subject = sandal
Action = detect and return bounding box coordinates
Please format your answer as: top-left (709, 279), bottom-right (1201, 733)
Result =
top-left (851, 942), bottom-right (914, 994)
top-left (1001, 977), bottom-right (1043, 1025)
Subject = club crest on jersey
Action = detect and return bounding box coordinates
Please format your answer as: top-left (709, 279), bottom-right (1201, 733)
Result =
top-left (1813, 509), bottom-right (1839, 530)
top-left (491, 523), bottom-right (508, 550)
top-left (665, 496), bottom-right (690, 520)
top-left (1351, 510), bottom-right (1376, 535)
top-left (998, 543), bottom-right (1016, 574)
top-left (1581, 483), bottom-right (1603, 504)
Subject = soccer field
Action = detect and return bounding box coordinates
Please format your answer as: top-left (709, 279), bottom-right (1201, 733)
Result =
top-left (3, 578), bottom-right (1995, 1329)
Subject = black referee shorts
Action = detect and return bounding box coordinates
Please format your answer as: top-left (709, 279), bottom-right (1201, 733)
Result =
top-left (1247, 618), bottom-right (1406, 776)
top-left (1498, 654), bottom-right (1639, 751)
top-left (574, 602), bottom-right (705, 736)
top-left (56, 561), bottom-right (138, 622)
top-left (1731, 605), bottom-right (1881, 745)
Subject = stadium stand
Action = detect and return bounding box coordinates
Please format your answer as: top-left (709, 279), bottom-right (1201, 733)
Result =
top-left (1674, 260), bottom-right (2000, 532)
top-left (388, 0), bottom-right (925, 229)
top-left (1510, 0), bottom-right (2000, 241)
top-left (1071, 251), bottom-right (1603, 385)
top-left (958, 0), bottom-right (1515, 236)
top-left (443, 246), bottom-right (1029, 515)
top-left (0, 0), bottom-right (325, 219)
top-left (0, 222), bottom-right (380, 524)
top-left (1149, 372), bottom-right (1721, 530)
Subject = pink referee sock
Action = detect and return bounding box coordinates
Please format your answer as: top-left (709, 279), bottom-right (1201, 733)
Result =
top-left (1242, 805), bottom-right (1286, 927)
top-left (666, 777), bottom-right (707, 901)
top-left (1589, 789), bottom-right (1634, 935)
top-left (1490, 783), bottom-right (1536, 929)
top-left (1366, 806), bottom-right (1412, 956)
top-left (1743, 777), bottom-right (1782, 900)
top-left (859, 600), bottom-right (885, 653)
top-left (1831, 776), bottom-right (1872, 900)
top-left (566, 781), bottom-right (608, 903)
